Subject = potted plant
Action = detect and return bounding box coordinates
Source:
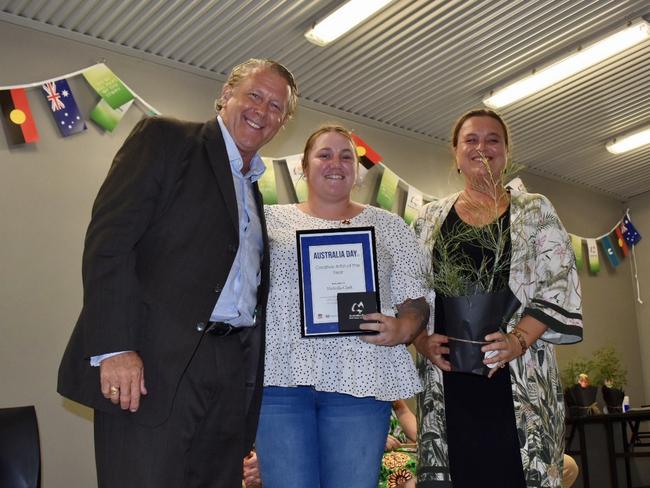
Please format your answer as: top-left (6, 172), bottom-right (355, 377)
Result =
top-left (562, 357), bottom-right (600, 417)
top-left (591, 346), bottom-right (627, 413)
top-left (419, 154), bottom-right (523, 376)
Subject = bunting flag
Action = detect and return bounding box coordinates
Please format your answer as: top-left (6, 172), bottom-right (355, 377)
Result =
top-left (83, 64), bottom-right (134, 109)
top-left (351, 132), bottom-right (382, 179)
top-left (586, 238), bottom-right (600, 273)
top-left (90, 99), bottom-right (133, 132)
top-left (0, 63), bottom-right (161, 146)
top-left (41, 79), bottom-right (86, 137)
top-left (621, 214), bottom-right (642, 246)
top-left (0, 88), bottom-right (39, 145)
top-left (258, 157), bottom-right (278, 204)
top-left (403, 186), bottom-right (423, 225)
top-left (614, 224), bottom-right (629, 257)
top-left (377, 167), bottom-right (399, 210)
top-left (599, 235), bottom-right (620, 268)
top-left (570, 234), bottom-right (584, 271)
top-left (283, 154), bottom-right (308, 202)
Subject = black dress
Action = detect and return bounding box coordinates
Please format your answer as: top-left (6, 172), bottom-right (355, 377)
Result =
top-left (434, 206), bottom-right (526, 488)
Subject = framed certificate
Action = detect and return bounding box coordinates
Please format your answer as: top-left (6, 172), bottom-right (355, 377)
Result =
top-left (296, 226), bottom-right (380, 337)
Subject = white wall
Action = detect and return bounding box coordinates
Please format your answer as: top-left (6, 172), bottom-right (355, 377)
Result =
top-left (1, 19), bottom-right (646, 487)
top-left (519, 173), bottom-right (645, 404)
top-left (628, 191), bottom-right (650, 404)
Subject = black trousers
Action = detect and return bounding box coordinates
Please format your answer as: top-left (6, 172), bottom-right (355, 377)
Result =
top-left (94, 333), bottom-right (247, 488)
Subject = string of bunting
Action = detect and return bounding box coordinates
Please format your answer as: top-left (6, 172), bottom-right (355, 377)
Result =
top-left (0, 63), bottom-right (159, 143)
top-left (260, 134), bottom-right (643, 302)
top-left (2, 64), bottom-right (643, 297)
top-left (569, 211), bottom-right (643, 303)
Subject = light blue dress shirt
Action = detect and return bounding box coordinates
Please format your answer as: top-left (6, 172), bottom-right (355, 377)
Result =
top-left (209, 115), bottom-right (265, 326)
top-left (91, 116), bottom-right (265, 365)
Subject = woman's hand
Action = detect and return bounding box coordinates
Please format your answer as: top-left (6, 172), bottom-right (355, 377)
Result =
top-left (482, 316), bottom-right (548, 378)
top-left (482, 331), bottom-right (522, 378)
top-left (360, 297), bottom-right (429, 346)
top-left (385, 434), bottom-right (402, 451)
top-left (413, 330), bottom-right (451, 371)
top-left (359, 313), bottom-right (416, 346)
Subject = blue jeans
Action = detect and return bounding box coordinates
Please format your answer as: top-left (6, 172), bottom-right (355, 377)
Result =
top-left (255, 386), bottom-right (392, 488)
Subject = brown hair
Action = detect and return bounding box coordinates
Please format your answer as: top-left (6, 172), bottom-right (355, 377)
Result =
top-left (451, 108), bottom-right (511, 150)
top-left (215, 58), bottom-right (299, 120)
top-left (301, 125), bottom-right (358, 174)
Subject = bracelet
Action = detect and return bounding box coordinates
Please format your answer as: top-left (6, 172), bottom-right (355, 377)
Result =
top-left (509, 328), bottom-right (528, 355)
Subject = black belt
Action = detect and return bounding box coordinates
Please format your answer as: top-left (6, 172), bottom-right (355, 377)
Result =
top-left (205, 321), bottom-right (243, 336)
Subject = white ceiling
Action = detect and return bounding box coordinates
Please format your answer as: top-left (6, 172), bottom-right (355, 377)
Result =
top-left (2, 0), bottom-right (649, 200)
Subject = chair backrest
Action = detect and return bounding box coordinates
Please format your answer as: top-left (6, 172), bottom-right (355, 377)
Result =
top-left (0, 405), bottom-right (41, 488)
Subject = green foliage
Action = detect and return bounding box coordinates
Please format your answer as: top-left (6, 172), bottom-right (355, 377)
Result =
top-left (428, 216), bottom-right (511, 296)
top-left (422, 153), bottom-right (522, 297)
top-left (591, 346), bottom-right (627, 389)
top-left (561, 357), bottom-right (594, 389)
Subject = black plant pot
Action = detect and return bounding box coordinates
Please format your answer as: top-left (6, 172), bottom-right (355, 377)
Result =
top-left (565, 384), bottom-right (600, 417)
top-left (602, 386), bottom-right (625, 414)
top-left (436, 288), bottom-right (520, 376)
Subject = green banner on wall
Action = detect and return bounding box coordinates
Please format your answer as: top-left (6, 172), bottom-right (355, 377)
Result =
top-left (403, 186), bottom-right (423, 225)
top-left (83, 64), bottom-right (134, 109)
top-left (90, 99), bottom-right (133, 132)
top-left (259, 157), bottom-right (278, 204)
top-left (377, 167), bottom-right (399, 210)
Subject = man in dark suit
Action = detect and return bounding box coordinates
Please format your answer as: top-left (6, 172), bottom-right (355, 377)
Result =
top-left (58, 58), bottom-right (298, 488)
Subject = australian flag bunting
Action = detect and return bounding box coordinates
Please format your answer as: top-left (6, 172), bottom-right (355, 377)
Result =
top-left (621, 214), bottom-right (642, 246)
top-left (41, 79), bottom-right (86, 137)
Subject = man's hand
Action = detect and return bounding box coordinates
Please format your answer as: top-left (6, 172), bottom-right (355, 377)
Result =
top-left (243, 451), bottom-right (262, 488)
top-left (100, 351), bottom-right (147, 412)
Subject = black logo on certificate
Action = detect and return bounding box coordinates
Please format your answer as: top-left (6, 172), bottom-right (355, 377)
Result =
top-left (337, 291), bottom-right (379, 332)
top-left (296, 227), bottom-right (380, 337)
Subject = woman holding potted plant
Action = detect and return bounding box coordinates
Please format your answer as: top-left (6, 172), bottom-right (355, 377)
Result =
top-left (413, 109), bottom-right (583, 487)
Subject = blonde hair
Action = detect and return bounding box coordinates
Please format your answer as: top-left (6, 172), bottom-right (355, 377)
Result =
top-left (214, 58), bottom-right (298, 120)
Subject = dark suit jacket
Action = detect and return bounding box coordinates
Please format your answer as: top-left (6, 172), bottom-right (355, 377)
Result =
top-left (58, 117), bottom-right (268, 448)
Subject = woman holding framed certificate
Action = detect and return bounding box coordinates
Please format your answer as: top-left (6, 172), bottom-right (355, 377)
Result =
top-left (255, 125), bottom-right (431, 488)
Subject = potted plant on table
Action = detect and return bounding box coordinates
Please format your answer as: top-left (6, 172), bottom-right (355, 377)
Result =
top-left (562, 357), bottom-right (600, 417)
top-left (591, 346), bottom-right (627, 414)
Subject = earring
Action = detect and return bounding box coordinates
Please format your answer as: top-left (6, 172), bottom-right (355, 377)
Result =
top-left (457, 167), bottom-right (461, 174)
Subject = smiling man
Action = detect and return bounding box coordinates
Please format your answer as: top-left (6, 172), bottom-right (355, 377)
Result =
top-left (58, 59), bottom-right (298, 488)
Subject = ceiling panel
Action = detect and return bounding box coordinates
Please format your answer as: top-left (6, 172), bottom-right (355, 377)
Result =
top-left (1, 0), bottom-right (648, 200)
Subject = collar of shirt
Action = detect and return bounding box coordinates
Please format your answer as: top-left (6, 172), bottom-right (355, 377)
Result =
top-left (216, 115), bottom-right (266, 182)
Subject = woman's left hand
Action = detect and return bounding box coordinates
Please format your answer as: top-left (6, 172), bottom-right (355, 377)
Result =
top-left (359, 313), bottom-right (420, 346)
top-left (360, 297), bottom-right (429, 346)
top-left (481, 330), bottom-right (521, 378)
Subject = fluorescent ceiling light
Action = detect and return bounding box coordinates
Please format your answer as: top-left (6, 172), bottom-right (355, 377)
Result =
top-left (606, 126), bottom-right (650, 154)
top-left (484, 19), bottom-right (650, 108)
top-left (305, 0), bottom-right (393, 46)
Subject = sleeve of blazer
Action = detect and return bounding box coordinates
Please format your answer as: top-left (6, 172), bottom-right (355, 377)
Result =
top-left (78, 117), bottom-right (171, 358)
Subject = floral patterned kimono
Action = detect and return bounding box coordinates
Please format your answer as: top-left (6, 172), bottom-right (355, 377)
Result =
top-left (413, 190), bottom-right (583, 488)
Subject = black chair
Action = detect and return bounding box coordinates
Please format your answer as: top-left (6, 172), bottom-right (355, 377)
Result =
top-left (0, 406), bottom-right (41, 488)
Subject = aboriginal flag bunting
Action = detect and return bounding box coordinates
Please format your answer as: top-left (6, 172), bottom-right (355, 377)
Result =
top-left (351, 132), bottom-right (382, 171)
top-left (0, 88), bottom-right (39, 145)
